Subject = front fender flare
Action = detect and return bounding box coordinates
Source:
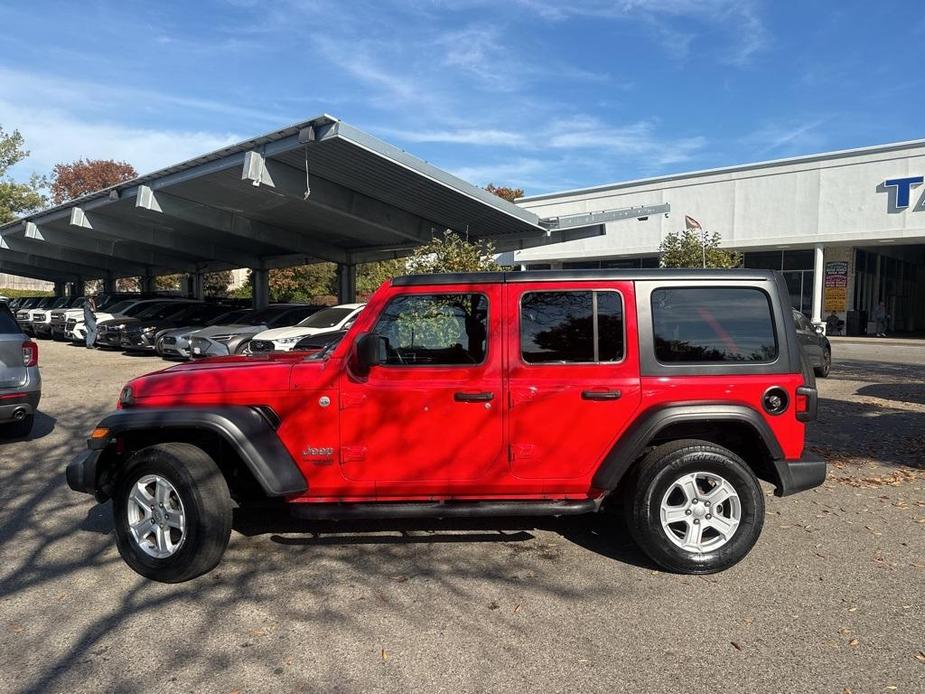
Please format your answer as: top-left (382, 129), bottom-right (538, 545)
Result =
top-left (84, 406), bottom-right (306, 497)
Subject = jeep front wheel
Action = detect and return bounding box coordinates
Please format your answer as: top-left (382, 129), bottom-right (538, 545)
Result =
top-left (113, 443), bottom-right (232, 583)
top-left (627, 439), bottom-right (765, 574)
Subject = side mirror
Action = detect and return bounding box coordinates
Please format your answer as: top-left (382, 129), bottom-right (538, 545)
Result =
top-left (814, 325), bottom-right (824, 335)
top-left (353, 332), bottom-right (384, 375)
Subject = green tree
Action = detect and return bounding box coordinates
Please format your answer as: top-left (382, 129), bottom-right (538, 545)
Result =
top-left (356, 230), bottom-right (503, 298)
top-left (203, 270), bottom-right (233, 297)
top-left (0, 125), bottom-right (46, 223)
top-left (659, 228), bottom-right (741, 269)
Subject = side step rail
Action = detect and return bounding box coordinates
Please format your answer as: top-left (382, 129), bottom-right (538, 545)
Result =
top-left (289, 499), bottom-right (600, 521)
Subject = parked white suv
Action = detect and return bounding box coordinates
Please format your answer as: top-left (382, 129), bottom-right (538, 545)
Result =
top-left (247, 303), bottom-right (365, 352)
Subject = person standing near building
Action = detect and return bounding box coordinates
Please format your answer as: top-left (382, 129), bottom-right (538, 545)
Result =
top-left (874, 301), bottom-right (888, 337)
top-left (83, 296), bottom-right (98, 348)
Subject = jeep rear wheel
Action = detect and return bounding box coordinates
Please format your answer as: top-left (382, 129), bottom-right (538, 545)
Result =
top-left (113, 443), bottom-right (232, 583)
top-left (627, 439), bottom-right (764, 574)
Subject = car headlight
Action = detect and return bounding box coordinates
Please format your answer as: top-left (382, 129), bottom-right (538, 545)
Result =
top-left (142, 325), bottom-right (158, 334)
top-left (277, 336), bottom-right (301, 345)
top-left (210, 334), bottom-right (233, 342)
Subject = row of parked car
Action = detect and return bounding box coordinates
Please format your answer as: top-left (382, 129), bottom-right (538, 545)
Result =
top-left (7, 293), bottom-right (365, 361)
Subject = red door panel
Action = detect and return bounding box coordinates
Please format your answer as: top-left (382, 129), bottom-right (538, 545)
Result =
top-left (506, 281), bottom-right (641, 484)
top-left (338, 285), bottom-right (506, 496)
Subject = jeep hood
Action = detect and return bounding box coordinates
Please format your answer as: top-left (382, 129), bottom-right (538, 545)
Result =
top-left (128, 353), bottom-right (311, 400)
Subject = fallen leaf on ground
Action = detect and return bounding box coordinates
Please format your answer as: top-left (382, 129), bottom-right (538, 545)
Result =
top-left (731, 641), bottom-right (743, 651)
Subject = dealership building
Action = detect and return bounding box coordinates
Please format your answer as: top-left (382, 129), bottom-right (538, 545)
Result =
top-left (507, 139), bottom-right (925, 335)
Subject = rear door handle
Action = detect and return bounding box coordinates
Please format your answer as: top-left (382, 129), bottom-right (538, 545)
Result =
top-left (454, 391), bottom-right (494, 402)
top-left (581, 389), bottom-right (622, 401)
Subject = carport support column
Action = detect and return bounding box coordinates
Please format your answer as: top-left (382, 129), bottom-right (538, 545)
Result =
top-left (811, 244), bottom-right (824, 325)
top-left (141, 274), bottom-right (156, 294)
top-left (73, 280), bottom-right (86, 298)
top-left (252, 268), bottom-right (269, 309)
top-left (53, 280), bottom-right (65, 296)
top-left (336, 263), bottom-right (357, 304)
top-left (188, 272), bottom-right (204, 300)
top-left (103, 276), bottom-right (116, 294)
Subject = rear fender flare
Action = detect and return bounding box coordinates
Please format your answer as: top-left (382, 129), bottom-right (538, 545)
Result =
top-left (591, 403), bottom-right (783, 492)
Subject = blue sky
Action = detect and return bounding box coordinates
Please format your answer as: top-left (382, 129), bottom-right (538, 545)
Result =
top-left (1, 0), bottom-right (923, 196)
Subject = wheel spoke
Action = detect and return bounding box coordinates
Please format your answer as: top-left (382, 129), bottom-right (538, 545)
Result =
top-left (684, 521), bottom-right (702, 550)
top-left (164, 513), bottom-right (184, 531)
top-left (680, 477), bottom-right (700, 503)
top-left (703, 483), bottom-right (733, 507)
top-left (155, 478), bottom-right (172, 506)
top-left (129, 485), bottom-right (153, 511)
top-left (663, 506), bottom-right (689, 524)
top-left (154, 525), bottom-right (171, 553)
top-left (130, 519), bottom-right (152, 540)
top-left (708, 513), bottom-right (736, 538)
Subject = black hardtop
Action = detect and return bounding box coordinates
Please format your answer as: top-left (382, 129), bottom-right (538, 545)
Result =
top-left (391, 268), bottom-right (779, 286)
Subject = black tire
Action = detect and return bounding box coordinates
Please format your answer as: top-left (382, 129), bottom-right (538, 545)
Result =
top-left (626, 439), bottom-right (765, 574)
top-left (113, 443), bottom-right (232, 583)
top-left (813, 348), bottom-right (831, 378)
top-left (234, 341), bottom-right (250, 355)
top-left (0, 414), bottom-right (34, 439)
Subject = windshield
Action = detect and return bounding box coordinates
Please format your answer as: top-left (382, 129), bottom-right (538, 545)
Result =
top-left (126, 302), bottom-right (172, 318)
top-left (142, 303), bottom-right (196, 321)
top-left (208, 308), bottom-right (252, 326)
top-left (104, 300), bottom-right (135, 315)
top-left (69, 297), bottom-right (88, 309)
top-left (297, 307), bottom-right (355, 329)
top-left (242, 307), bottom-right (291, 325)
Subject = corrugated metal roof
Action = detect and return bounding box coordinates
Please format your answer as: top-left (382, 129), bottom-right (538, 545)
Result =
top-left (0, 115), bottom-right (553, 281)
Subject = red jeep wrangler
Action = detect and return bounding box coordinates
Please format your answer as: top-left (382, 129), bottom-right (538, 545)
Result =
top-left (67, 269), bottom-right (824, 582)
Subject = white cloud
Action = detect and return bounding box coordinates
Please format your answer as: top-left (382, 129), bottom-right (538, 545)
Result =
top-left (1, 102), bottom-right (241, 178)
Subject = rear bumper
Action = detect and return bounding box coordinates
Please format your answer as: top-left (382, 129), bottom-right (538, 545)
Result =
top-left (0, 390), bottom-right (41, 424)
top-left (773, 449), bottom-right (826, 496)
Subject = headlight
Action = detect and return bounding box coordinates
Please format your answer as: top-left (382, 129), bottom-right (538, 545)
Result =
top-left (211, 334), bottom-right (233, 342)
top-left (277, 336), bottom-right (301, 345)
top-left (142, 325), bottom-right (158, 334)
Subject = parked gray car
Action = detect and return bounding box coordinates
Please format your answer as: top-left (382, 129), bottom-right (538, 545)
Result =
top-left (156, 308), bottom-right (255, 360)
top-left (793, 309), bottom-right (832, 377)
top-left (190, 304), bottom-right (322, 358)
top-left (0, 303), bottom-right (41, 439)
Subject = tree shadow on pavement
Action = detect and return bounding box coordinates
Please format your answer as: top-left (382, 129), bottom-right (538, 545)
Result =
top-left (809, 397), bottom-right (924, 469)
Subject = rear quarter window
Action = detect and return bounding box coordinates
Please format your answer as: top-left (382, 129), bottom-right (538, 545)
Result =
top-left (652, 287), bottom-right (778, 363)
top-left (0, 307), bottom-right (22, 334)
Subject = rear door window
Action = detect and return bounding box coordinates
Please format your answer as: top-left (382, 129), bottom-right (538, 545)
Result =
top-left (520, 290), bottom-right (624, 364)
top-left (652, 287), bottom-right (778, 363)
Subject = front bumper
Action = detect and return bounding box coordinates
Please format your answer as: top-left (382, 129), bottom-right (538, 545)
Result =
top-left (66, 448), bottom-right (104, 498)
top-left (95, 330), bottom-right (124, 348)
top-left (121, 332), bottom-right (157, 352)
top-left (190, 337), bottom-right (231, 359)
top-left (773, 449), bottom-right (826, 496)
top-left (32, 323), bottom-right (53, 337)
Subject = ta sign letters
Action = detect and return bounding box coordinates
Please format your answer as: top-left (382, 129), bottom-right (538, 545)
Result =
top-left (880, 176), bottom-right (924, 212)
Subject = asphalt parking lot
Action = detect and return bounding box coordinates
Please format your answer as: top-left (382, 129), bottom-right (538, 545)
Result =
top-left (1, 340), bottom-right (922, 693)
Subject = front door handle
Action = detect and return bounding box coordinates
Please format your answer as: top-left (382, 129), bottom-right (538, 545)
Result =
top-left (581, 389), bottom-right (622, 401)
top-left (454, 391), bottom-right (494, 402)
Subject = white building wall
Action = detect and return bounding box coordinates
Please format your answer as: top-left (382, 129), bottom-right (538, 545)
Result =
top-left (512, 140), bottom-right (925, 263)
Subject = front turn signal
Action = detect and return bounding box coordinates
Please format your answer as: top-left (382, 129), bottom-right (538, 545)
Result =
top-left (90, 427), bottom-right (110, 440)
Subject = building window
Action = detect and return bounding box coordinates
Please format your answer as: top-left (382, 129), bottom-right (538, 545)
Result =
top-left (744, 251), bottom-right (814, 314)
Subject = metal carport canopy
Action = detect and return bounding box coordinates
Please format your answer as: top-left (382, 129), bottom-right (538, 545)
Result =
top-left (0, 114), bottom-right (603, 295)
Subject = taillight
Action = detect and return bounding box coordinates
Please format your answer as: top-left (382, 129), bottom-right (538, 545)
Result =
top-left (22, 340), bottom-right (38, 367)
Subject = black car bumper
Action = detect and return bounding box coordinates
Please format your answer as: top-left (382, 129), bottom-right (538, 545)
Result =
top-left (32, 323), bottom-right (53, 337)
top-left (121, 334), bottom-right (157, 351)
top-left (66, 448), bottom-right (103, 498)
top-left (773, 449), bottom-right (826, 496)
